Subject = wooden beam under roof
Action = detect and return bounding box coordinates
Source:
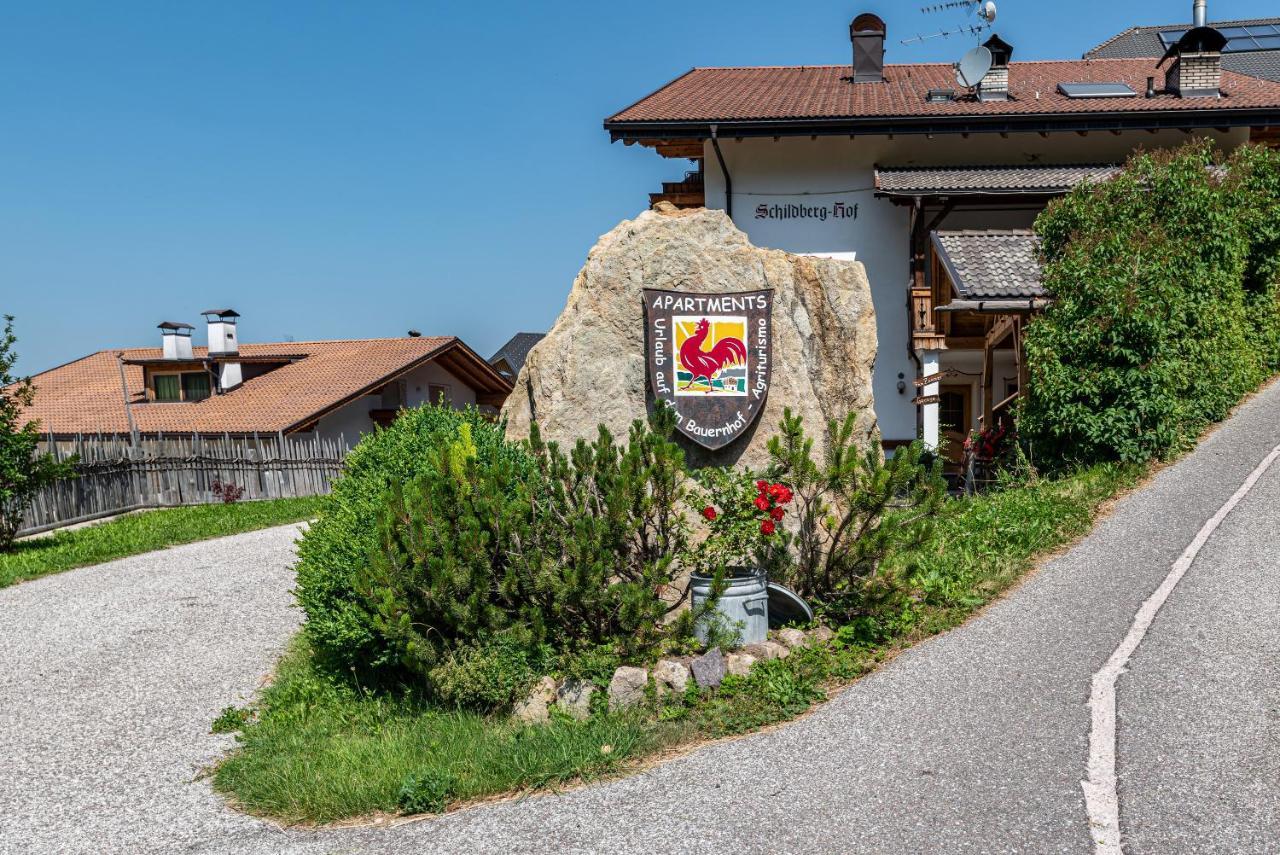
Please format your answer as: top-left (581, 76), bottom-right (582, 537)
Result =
top-left (633, 138), bottom-right (705, 159)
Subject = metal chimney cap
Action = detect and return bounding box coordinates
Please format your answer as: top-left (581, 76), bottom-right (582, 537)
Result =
top-left (407, 329), bottom-right (422, 337)
top-left (850, 13), bottom-right (886, 35)
top-left (200, 308), bottom-right (241, 319)
top-left (157, 321), bottom-right (195, 331)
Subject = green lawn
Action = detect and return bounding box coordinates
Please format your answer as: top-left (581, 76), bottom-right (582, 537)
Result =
top-left (213, 463), bottom-right (1140, 824)
top-left (1, 497), bottom-right (322, 589)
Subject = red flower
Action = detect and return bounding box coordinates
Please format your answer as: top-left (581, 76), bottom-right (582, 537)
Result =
top-left (701, 506), bottom-right (717, 521)
top-left (770, 507), bottom-right (785, 521)
top-left (775, 486), bottom-right (793, 504)
top-left (754, 495), bottom-right (771, 512)
top-left (760, 519), bottom-right (777, 535)
top-left (755, 480), bottom-right (768, 493)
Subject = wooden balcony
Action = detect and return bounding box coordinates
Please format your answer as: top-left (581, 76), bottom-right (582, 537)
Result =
top-left (649, 169), bottom-right (705, 210)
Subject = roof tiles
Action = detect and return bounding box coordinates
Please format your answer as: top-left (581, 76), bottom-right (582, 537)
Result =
top-left (932, 231), bottom-right (1046, 300)
top-left (20, 337), bottom-right (509, 436)
top-left (607, 59), bottom-right (1280, 125)
top-left (876, 163), bottom-right (1121, 195)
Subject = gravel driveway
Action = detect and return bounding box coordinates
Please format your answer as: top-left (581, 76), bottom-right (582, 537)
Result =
top-left (2, 381), bottom-right (1278, 855)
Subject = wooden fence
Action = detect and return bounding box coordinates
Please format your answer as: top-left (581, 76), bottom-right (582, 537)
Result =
top-left (18, 433), bottom-right (348, 538)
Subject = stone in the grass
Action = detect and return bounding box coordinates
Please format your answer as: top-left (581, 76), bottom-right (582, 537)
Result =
top-left (726, 652), bottom-right (758, 677)
top-left (555, 679), bottom-right (596, 720)
top-left (690, 648), bottom-right (727, 689)
top-left (653, 658), bottom-right (691, 697)
top-left (743, 641), bottom-right (790, 661)
top-left (776, 628), bottom-right (808, 649)
top-left (809, 625), bottom-right (836, 645)
top-left (608, 666), bottom-right (649, 711)
top-left (512, 676), bottom-right (558, 724)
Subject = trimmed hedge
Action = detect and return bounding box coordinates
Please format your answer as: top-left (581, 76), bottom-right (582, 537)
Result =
top-left (1021, 142), bottom-right (1280, 468)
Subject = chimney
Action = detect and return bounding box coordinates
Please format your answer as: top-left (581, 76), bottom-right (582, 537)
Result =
top-left (202, 308), bottom-right (243, 390)
top-left (850, 14), bottom-right (886, 84)
top-left (158, 321), bottom-right (194, 360)
top-left (978, 34), bottom-right (1013, 102)
top-left (1194, 0), bottom-right (1207, 28)
top-left (1160, 20), bottom-right (1226, 99)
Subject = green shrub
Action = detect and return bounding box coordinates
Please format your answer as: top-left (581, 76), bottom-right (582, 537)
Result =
top-left (396, 769), bottom-right (457, 815)
top-left (764, 409), bottom-right (946, 622)
top-left (211, 705), bottom-right (252, 734)
top-left (346, 404), bottom-right (693, 686)
top-left (1022, 142), bottom-right (1280, 467)
top-left (428, 637), bottom-right (550, 713)
top-left (294, 404), bottom-right (529, 682)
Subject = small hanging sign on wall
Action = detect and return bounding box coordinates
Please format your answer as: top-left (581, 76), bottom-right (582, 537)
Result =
top-left (644, 289), bottom-right (774, 450)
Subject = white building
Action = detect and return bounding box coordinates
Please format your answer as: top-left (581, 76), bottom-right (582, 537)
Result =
top-left (605, 9), bottom-right (1280, 467)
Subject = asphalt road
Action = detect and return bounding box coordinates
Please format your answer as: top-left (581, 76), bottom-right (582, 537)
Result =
top-left (1, 381), bottom-right (1278, 855)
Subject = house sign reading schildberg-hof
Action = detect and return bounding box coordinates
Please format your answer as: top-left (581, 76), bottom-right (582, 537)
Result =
top-left (644, 289), bottom-right (773, 450)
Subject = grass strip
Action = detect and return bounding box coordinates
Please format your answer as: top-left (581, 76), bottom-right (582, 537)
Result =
top-left (213, 464), bottom-right (1140, 824)
top-left (1, 497), bottom-right (322, 589)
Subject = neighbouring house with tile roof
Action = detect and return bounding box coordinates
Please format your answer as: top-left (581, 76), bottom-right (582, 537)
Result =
top-left (489, 332), bottom-right (545, 381)
top-left (605, 5), bottom-right (1280, 466)
top-left (1087, 16), bottom-right (1280, 83)
top-left (20, 310), bottom-right (512, 449)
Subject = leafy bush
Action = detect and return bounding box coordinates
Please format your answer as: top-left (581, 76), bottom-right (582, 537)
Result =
top-left (764, 410), bottom-right (946, 622)
top-left (1, 315), bottom-right (76, 550)
top-left (336, 404), bottom-right (693, 686)
top-left (1022, 142), bottom-right (1280, 467)
top-left (294, 404), bottom-right (528, 682)
top-left (428, 637), bottom-right (551, 713)
top-left (396, 769), bottom-right (457, 815)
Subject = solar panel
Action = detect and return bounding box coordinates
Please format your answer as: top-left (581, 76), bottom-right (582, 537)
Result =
top-left (1159, 24), bottom-right (1280, 53)
top-left (1057, 82), bottom-right (1138, 99)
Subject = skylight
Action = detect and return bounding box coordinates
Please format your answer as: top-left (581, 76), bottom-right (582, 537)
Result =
top-left (1057, 82), bottom-right (1138, 99)
top-left (1159, 23), bottom-right (1280, 53)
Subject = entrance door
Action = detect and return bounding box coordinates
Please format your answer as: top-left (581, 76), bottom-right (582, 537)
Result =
top-left (938, 384), bottom-right (972, 467)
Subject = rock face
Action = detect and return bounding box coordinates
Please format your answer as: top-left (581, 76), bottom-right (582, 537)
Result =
top-left (555, 680), bottom-right (596, 720)
top-left (691, 648), bottom-right (727, 689)
top-left (608, 667), bottom-right (649, 711)
top-left (512, 676), bottom-right (558, 725)
top-left (503, 204), bottom-right (879, 469)
top-left (653, 658), bottom-right (691, 697)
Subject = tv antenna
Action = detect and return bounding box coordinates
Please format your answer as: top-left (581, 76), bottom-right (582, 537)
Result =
top-left (956, 44), bottom-right (993, 88)
top-left (902, 1), bottom-right (996, 46)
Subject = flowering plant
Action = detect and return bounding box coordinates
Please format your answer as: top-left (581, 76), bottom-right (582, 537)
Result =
top-left (688, 469), bottom-right (792, 577)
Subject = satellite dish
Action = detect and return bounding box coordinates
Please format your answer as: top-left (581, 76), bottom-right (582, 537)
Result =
top-left (978, 1), bottom-right (997, 24)
top-left (956, 45), bottom-right (993, 88)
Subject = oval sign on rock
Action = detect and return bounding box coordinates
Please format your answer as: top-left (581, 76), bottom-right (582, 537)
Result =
top-left (644, 288), bottom-right (773, 450)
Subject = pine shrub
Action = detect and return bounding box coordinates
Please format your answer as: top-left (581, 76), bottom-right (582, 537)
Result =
top-left (293, 404), bottom-right (529, 682)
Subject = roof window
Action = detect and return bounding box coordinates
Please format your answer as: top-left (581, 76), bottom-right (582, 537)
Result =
top-left (1057, 82), bottom-right (1138, 99)
top-left (926, 88), bottom-right (956, 102)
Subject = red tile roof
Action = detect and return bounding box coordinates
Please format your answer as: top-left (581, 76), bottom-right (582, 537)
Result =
top-left (19, 338), bottom-right (512, 437)
top-left (606, 58), bottom-right (1280, 126)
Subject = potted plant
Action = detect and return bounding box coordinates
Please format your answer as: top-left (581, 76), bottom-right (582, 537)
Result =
top-left (687, 471), bottom-right (792, 646)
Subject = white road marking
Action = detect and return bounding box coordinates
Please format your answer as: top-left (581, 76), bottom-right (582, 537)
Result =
top-left (1082, 442), bottom-right (1280, 854)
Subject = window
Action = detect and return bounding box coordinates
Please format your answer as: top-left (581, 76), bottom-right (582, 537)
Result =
top-left (154, 374), bottom-right (181, 402)
top-left (939, 391), bottom-right (968, 432)
top-left (1057, 82), bottom-right (1137, 99)
top-left (182, 372), bottom-right (211, 401)
top-left (153, 371), bottom-right (211, 402)
top-left (428, 384), bottom-right (452, 406)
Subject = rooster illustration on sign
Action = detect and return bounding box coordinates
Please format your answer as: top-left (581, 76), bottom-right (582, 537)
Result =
top-left (678, 317), bottom-right (748, 394)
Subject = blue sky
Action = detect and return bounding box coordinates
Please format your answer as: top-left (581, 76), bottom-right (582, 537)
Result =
top-left (4, 0), bottom-right (1275, 374)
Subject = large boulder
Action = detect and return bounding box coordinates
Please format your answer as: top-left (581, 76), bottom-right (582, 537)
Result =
top-left (502, 204), bottom-right (878, 469)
